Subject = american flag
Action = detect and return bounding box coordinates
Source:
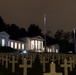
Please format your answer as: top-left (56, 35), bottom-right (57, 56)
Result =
top-left (44, 14), bottom-right (46, 24)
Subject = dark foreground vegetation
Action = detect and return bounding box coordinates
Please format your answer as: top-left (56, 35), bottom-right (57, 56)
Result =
top-left (0, 46), bottom-right (20, 53)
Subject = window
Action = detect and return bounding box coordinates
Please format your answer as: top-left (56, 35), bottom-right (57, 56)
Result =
top-left (2, 39), bottom-right (5, 46)
top-left (22, 44), bottom-right (24, 50)
top-left (11, 42), bottom-right (13, 48)
top-left (15, 42), bottom-right (17, 49)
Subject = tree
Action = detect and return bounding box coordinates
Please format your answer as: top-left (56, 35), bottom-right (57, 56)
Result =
top-left (0, 16), bottom-right (6, 31)
top-left (20, 28), bottom-right (27, 38)
top-left (64, 32), bottom-right (72, 42)
top-left (9, 24), bottom-right (21, 39)
top-left (27, 24), bottom-right (42, 36)
top-left (54, 29), bottom-right (64, 40)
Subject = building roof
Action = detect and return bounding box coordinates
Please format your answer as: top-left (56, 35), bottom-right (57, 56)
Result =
top-left (19, 35), bottom-right (44, 41)
top-left (0, 31), bottom-right (10, 36)
top-left (29, 36), bottom-right (44, 40)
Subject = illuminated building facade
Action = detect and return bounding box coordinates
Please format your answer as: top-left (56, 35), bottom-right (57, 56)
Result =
top-left (0, 31), bottom-right (59, 53)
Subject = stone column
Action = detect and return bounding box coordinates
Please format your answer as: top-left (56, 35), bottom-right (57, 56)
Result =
top-left (37, 41), bottom-right (38, 51)
top-left (34, 40), bottom-right (35, 51)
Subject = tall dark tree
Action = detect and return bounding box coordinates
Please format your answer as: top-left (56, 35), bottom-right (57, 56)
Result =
top-left (5, 24), bottom-right (10, 33)
top-left (9, 24), bottom-right (21, 39)
top-left (64, 32), bottom-right (72, 42)
top-left (44, 31), bottom-right (55, 45)
top-left (0, 16), bottom-right (6, 31)
top-left (27, 24), bottom-right (42, 36)
top-left (54, 30), bottom-right (74, 53)
top-left (20, 28), bottom-right (26, 38)
top-left (54, 29), bottom-right (64, 41)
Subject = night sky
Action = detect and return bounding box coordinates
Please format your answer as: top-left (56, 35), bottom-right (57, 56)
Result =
top-left (0, 0), bottom-right (76, 34)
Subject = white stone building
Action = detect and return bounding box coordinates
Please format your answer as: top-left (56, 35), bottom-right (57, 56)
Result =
top-left (19, 36), bottom-right (44, 52)
top-left (0, 31), bottom-right (44, 52)
top-left (46, 44), bottom-right (60, 53)
top-left (0, 31), bottom-right (59, 53)
top-left (0, 31), bottom-right (25, 50)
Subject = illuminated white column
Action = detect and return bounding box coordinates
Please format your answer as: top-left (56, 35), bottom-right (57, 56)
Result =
top-left (47, 48), bottom-right (49, 52)
top-left (37, 41), bottom-right (39, 50)
top-left (11, 42), bottom-right (14, 48)
top-left (30, 40), bottom-right (34, 50)
top-left (37, 41), bottom-right (38, 51)
top-left (13, 42), bottom-right (15, 49)
top-left (40, 41), bottom-right (41, 50)
top-left (21, 43), bottom-right (24, 50)
top-left (35, 40), bottom-right (37, 50)
top-left (38, 41), bottom-right (40, 51)
top-left (15, 42), bottom-right (17, 49)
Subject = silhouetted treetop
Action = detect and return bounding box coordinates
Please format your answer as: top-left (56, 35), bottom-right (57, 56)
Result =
top-left (54, 29), bottom-right (64, 40)
top-left (0, 16), bottom-right (6, 31)
top-left (27, 24), bottom-right (42, 36)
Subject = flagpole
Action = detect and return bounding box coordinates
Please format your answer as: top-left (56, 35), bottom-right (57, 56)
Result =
top-left (44, 14), bottom-right (47, 52)
top-left (74, 28), bottom-right (76, 53)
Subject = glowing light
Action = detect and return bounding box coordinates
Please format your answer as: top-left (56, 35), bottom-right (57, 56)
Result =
top-left (56, 49), bottom-right (58, 53)
top-left (22, 50), bottom-right (27, 53)
top-left (52, 62), bottom-right (54, 64)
